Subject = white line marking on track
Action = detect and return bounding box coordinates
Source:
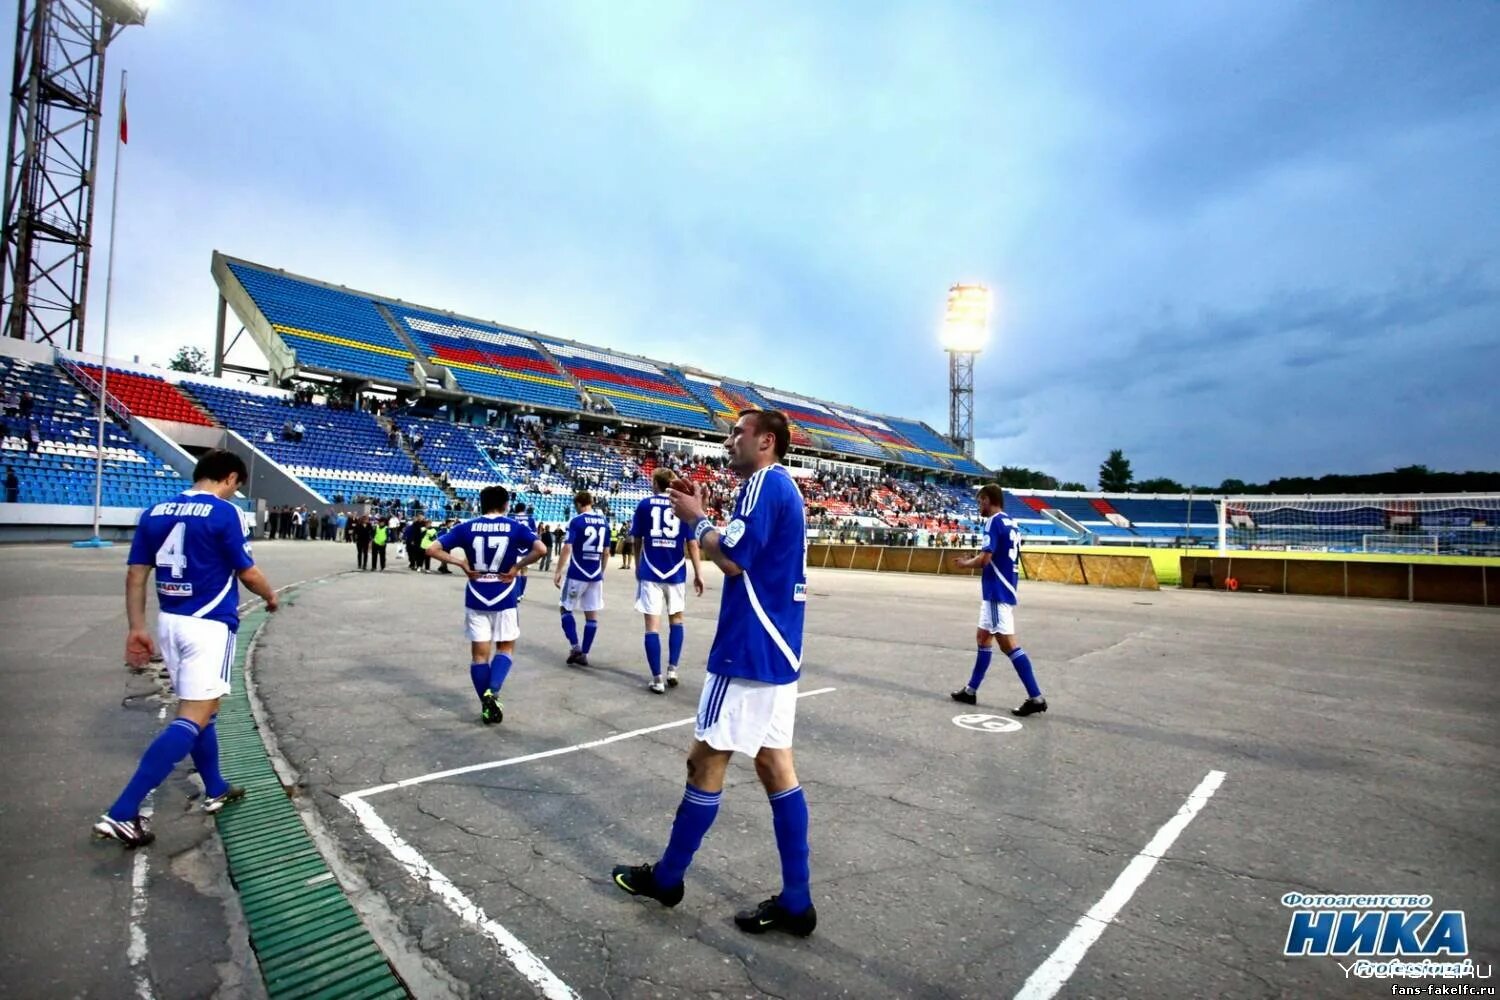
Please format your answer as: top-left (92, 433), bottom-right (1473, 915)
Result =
top-left (129, 795), bottom-right (155, 1000)
top-left (343, 796), bottom-right (579, 1000)
top-left (339, 686), bottom-right (837, 998)
top-left (1013, 769), bottom-right (1227, 1000)
top-left (345, 685), bottom-right (838, 801)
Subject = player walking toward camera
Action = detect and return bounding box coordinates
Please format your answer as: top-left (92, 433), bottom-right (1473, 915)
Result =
top-left (95, 450), bottom-right (278, 848)
top-left (631, 467), bottom-right (705, 693)
top-left (425, 486), bottom-right (546, 725)
top-left (553, 490), bottom-right (612, 665)
top-left (949, 483), bottom-right (1047, 716)
top-left (612, 409), bottom-right (817, 937)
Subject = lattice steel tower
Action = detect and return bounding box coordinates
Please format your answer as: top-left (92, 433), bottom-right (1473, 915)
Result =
top-left (1, 0), bottom-right (145, 351)
top-left (942, 283), bottom-right (991, 458)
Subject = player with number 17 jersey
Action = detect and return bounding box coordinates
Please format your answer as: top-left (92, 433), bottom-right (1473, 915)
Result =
top-left (438, 514), bottom-right (538, 614)
top-left (427, 485), bottom-right (546, 726)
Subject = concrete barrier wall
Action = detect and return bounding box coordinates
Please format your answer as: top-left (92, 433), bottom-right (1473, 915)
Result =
top-left (807, 543), bottom-right (981, 577)
top-left (1180, 555), bottom-right (1495, 607)
top-left (803, 543), bottom-right (1161, 590)
top-left (1021, 551), bottom-right (1159, 590)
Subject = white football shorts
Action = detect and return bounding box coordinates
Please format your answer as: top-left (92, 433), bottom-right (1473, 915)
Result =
top-left (977, 599), bottom-right (1016, 636)
top-left (157, 612), bottom-right (235, 701)
top-left (465, 608), bottom-right (520, 643)
top-left (695, 673), bottom-right (798, 756)
top-left (559, 579), bottom-right (604, 613)
top-left (634, 580), bottom-right (686, 617)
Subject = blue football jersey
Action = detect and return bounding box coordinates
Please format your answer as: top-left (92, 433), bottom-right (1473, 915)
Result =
top-left (981, 512), bottom-right (1020, 605)
top-left (707, 465), bottom-right (806, 685)
top-left (631, 494), bottom-right (688, 584)
top-left (438, 514), bottom-right (537, 611)
top-left (127, 491), bottom-right (255, 631)
top-left (564, 511), bottom-right (612, 582)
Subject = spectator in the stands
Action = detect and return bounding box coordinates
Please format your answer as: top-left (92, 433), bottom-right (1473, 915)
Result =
top-left (281, 419), bottom-right (295, 441)
top-left (26, 420), bottom-right (40, 454)
top-left (4, 466), bottom-right (18, 503)
top-left (18, 391), bottom-right (33, 418)
top-left (293, 420), bottom-right (306, 442)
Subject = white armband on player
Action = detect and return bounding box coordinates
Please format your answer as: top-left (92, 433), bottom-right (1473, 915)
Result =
top-left (693, 518), bottom-right (717, 544)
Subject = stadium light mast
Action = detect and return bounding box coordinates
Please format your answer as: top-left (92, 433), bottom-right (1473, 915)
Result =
top-left (1, 0), bottom-right (147, 352)
top-left (942, 282), bottom-right (991, 459)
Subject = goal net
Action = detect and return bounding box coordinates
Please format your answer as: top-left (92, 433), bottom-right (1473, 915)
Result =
top-left (1221, 494), bottom-right (1500, 556)
top-left (1361, 533), bottom-right (1439, 555)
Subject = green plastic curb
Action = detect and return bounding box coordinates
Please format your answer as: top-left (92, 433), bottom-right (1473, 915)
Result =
top-left (215, 607), bottom-right (410, 999)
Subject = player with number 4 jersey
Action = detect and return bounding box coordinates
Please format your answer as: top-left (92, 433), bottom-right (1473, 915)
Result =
top-left (949, 483), bottom-right (1047, 716)
top-left (426, 486), bottom-right (547, 726)
top-left (95, 451), bottom-right (278, 849)
top-left (553, 490), bottom-right (613, 666)
top-left (631, 467), bottom-right (705, 693)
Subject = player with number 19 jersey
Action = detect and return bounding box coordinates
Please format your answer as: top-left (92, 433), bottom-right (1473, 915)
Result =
top-left (633, 494), bottom-right (687, 585)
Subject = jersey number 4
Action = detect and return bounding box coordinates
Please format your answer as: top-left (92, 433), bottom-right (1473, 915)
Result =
top-left (156, 523), bottom-right (188, 579)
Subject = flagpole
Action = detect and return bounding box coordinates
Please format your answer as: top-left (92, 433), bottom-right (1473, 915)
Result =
top-left (78, 68), bottom-right (125, 549)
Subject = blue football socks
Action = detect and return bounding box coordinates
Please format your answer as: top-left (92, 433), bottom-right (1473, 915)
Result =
top-left (668, 622), bottom-right (685, 667)
top-left (488, 653), bottom-right (513, 693)
top-left (968, 647), bottom-right (993, 691)
top-left (1009, 648), bottom-right (1042, 699)
top-left (769, 785), bottom-right (813, 913)
top-left (108, 717), bottom-right (201, 821)
top-left (655, 783), bottom-right (722, 888)
top-left (190, 715), bottom-right (228, 799)
top-left (644, 632), bottom-right (662, 677)
top-left (560, 612), bottom-right (580, 649)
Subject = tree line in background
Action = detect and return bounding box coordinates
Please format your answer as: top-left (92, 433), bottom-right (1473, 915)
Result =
top-left (996, 448), bottom-right (1500, 496)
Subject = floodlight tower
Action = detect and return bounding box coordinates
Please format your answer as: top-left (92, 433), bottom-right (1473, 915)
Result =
top-left (1, 0), bottom-right (147, 352)
top-left (942, 282), bottom-right (991, 458)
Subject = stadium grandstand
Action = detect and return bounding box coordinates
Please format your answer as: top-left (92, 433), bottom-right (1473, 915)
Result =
top-left (3, 253), bottom-right (1495, 561)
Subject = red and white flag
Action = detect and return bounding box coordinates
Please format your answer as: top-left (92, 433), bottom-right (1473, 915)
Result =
top-left (119, 79), bottom-right (128, 144)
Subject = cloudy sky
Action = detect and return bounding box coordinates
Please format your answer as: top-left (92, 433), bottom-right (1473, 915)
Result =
top-left (29, 1), bottom-right (1499, 486)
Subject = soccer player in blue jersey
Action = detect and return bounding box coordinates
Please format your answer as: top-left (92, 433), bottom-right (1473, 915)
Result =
top-left (95, 450), bottom-right (279, 848)
top-left (949, 483), bottom-right (1047, 716)
top-left (631, 467), bottom-right (705, 693)
top-left (552, 490), bottom-right (612, 666)
top-left (612, 409), bottom-right (816, 937)
top-left (425, 486), bottom-right (546, 725)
